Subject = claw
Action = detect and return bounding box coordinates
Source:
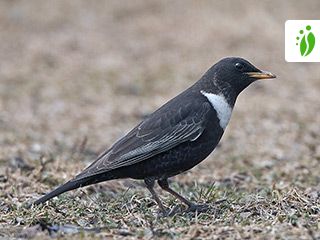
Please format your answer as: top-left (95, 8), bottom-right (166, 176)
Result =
top-left (157, 205), bottom-right (182, 218)
top-left (186, 203), bottom-right (210, 213)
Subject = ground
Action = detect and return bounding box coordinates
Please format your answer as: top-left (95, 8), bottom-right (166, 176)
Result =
top-left (0, 1), bottom-right (320, 239)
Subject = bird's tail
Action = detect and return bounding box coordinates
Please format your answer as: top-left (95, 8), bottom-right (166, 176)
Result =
top-left (33, 179), bottom-right (85, 205)
top-left (33, 172), bottom-right (114, 206)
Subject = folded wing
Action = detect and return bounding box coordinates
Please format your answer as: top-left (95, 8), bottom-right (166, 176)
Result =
top-left (74, 100), bottom-right (211, 181)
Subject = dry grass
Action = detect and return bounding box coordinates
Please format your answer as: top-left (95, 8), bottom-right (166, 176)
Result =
top-left (0, 0), bottom-right (320, 239)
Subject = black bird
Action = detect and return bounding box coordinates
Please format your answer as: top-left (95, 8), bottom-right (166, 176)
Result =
top-left (34, 57), bottom-right (275, 213)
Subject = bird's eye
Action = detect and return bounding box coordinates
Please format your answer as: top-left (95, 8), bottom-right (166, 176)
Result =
top-left (235, 63), bottom-right (244, 71)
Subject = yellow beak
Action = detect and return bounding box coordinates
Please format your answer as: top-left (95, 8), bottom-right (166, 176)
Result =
top-left (246, 71), bottom-right (276, 80)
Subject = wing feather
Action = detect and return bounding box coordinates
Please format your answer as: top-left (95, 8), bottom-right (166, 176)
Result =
top-left (74, 100), bottom-right (211, 180)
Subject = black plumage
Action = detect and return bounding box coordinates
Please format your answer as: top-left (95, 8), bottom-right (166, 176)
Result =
top-left (34, 57), bottom-right (275, 213)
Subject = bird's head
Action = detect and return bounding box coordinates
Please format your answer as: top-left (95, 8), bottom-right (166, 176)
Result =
top-left (210, 57), bottom-right (276, 96)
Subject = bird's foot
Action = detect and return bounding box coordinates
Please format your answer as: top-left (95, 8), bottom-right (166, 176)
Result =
top-left (186, 203), bottom-right (210, 213)
top-left (157, 205), bottom-right (181, 218)
top-left (157, 204), bottom-right (211, 217)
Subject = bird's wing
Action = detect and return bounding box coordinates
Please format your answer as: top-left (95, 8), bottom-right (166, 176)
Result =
top-left (74, 100), bottom-right (211, 180)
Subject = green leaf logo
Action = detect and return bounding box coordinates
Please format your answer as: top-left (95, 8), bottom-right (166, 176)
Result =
top-left (296, 25), bottom-right (315, 57)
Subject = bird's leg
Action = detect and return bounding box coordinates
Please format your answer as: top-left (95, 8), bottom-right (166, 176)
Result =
top-left (158, 179), bottom-right (209, 213)
top-left (144, 178), bottom-right (166, 214)
top-left (158, 179), bottom-right (193, 206)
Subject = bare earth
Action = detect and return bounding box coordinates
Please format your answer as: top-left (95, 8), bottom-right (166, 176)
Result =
top-left (0, 1), bottom-right (319, 239)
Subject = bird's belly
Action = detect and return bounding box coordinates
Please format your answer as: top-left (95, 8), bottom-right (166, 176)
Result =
top-left (124, 125), bottom-right (224, 180)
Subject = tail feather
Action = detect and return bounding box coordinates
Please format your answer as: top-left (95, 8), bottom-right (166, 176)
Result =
top-left (33, 172), bottom-right (116, 206)
top-left (33, 179), bottom-right (84, 205)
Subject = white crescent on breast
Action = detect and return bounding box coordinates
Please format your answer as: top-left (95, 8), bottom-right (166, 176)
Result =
top-left (200, 90), bottom-right (233, 130)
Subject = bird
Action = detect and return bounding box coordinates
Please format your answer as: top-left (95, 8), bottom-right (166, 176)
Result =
top-left (33, 57), bottom-right (275, 214)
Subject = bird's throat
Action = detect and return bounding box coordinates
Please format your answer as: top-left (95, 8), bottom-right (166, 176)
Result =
top-left (200, 91), bottom-right (233, 130)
